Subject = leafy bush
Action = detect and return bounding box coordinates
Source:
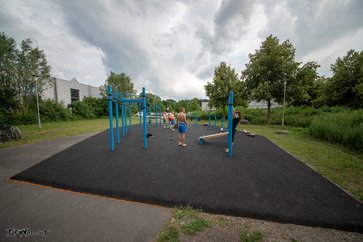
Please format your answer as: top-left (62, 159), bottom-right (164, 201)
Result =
top-left (68, 101), bottom-right (96, 119)
top-left (82, 97), bottom-right (108, 117)
top-left (40, 99), bottom-right (72, 122)
top-left (308, 110), bottom-right (363, 152)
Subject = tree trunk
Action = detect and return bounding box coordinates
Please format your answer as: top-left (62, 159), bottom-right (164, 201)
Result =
top-left (267, 99), bottom-right (271, 125)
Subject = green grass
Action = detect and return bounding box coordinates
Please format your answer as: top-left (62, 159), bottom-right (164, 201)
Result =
top-left (0, 118), bottom-right (140, 149)
top-left (157, 226), bottom-right (180, 242)
top-left (239, 229), bottom-right (264, 242)
top-left (181, 217), bottom-right (212, 235)
top-left (173, 205), bottom-right (201, 220)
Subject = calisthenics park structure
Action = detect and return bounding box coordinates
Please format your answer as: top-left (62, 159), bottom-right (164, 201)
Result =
top-left (108, 85), bottom-right (148, 152)
top-left (199, 91), bottom-right (234, 157)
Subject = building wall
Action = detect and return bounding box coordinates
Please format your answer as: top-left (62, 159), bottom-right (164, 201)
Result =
top-left (42, 77), bottom-right (100, 106)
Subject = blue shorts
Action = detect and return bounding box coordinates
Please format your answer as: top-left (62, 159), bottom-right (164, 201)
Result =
top-left (178, 122), bottom-right (186, 133)
top-left (171, 119), bottom-right (175, 125)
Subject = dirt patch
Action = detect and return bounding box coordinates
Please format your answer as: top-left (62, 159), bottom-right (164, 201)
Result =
top-left (173, 213), bottom-right (363, 242)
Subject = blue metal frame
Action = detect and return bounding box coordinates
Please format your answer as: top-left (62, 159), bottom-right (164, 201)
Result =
top-left (208, 114), bottom-right (211, 127)
top-left (221, 117), bottom-right (224, 130)
top-left (142, 88), bottom-right (147, 149)
top-left (129, 104), bottom-right (132, 129)
top-left (227, 91), bottom-right (234, 158)
top-left (108, 86), bottom-right (114, 152)
top-left (108, 85), bottom-right (148, 151)
top-left (115, 91), bottom-right (120, 144)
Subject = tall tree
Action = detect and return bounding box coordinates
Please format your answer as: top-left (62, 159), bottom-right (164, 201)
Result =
top-left (0, 32), bottom-right (19, 121)
top-left (100, 72), bottom-right (135, 97)
top-left (205, 62), bottom-right (245, 116)
top-left (17, 38), bottom-right (52, 113)
top-left (162, 99), bottom-right (177, 111)
top-left (290, 61), bottom-right (321, 106)
top-left (324, 49), bottom-right (363, 108)
top-left (241, 35), bottom-right (299, 124)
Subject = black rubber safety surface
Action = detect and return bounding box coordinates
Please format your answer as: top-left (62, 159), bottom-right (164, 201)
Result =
top-left (11, 124), bottom-right (363, 232)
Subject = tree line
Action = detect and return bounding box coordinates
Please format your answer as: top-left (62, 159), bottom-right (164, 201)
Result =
top-left (1, 32), bottom-right (362, 126)
top-left (205, 35), bottom-right (363, 124)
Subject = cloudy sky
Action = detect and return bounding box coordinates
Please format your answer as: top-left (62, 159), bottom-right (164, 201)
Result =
top-left (1, 0), bottom-right (362, 100)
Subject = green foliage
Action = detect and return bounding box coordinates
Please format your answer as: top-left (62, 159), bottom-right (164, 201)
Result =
top-left (157, 226), bottom-right (180, 242)
top-left (323, 49), bottom-right (363, 108)
top-left (39, 99), bottom-right (72, 122)
top-left (172, 205), bottom-right (211, 235)
top-left (290, 61), bottom-right (321, 106)
top-left (175, 98), bottom-right (201, 112)
top-left (82, 97), bottom-right (108, 117)
top-left (100, 71), bottom-right (135, 97)
top-left (205, 62), bottom-right (246, 116)
top-left (241, 35), bottom-right (299, 124)
top-left (181, 217), bottom-right (212, 235)
top-left (239, 229), bottom-right (264, 242)
top-left (0, 32), bottom-right (52, 124)
top-left (308, 110), bottom-right (363, 152)
top-left (68, 101), bottom-right (96, 119)
top-left (173, 205), bottom-right (201, 220)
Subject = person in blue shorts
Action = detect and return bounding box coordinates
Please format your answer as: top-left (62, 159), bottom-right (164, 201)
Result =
top-left (177, 107), bottom-right (188, 147)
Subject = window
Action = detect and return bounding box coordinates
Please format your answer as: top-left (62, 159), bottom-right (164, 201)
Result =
top-left (71, 89), bottom-right (79, 102)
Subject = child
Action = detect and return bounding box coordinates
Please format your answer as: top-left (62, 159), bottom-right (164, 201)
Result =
top-left (162, 112), bottom-right (167, 128)
top-left (225, 111), bottom-right (241, 152)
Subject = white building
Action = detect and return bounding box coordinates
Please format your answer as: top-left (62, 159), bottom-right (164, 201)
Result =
top-left (200, 100), bottom-right (215, 111)
top-left (42, 77), bottom-right (100, 106)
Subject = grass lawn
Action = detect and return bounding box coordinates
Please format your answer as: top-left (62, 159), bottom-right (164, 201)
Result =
top-left (1, 119), bottom-right (362, 202)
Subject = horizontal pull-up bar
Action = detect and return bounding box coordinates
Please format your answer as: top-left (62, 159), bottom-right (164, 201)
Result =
top-left (120, 99), bottom-right (142, 103)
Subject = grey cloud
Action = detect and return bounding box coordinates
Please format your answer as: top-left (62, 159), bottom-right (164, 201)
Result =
top-left (260, 0), bottom-right (363, 57)
top-left (53, 0), bottom-right (149, 80)
top-left (212, 0), bottom-right (255, 53)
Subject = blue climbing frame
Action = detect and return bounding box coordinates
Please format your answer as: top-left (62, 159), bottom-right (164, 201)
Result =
top-left (227, 91), bottom-right (234, 157)
top-left (108, 85), bottom-right (148, 152)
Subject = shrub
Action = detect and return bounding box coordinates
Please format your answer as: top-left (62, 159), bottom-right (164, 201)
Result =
top-left (308, 110), bottom-right (363, 152)
top-left (82, 97), bottom-right (108, 117)
top-left (68, 101), bottom-right (96, 119)
top-left (40, 99), bottom-right (72, 122)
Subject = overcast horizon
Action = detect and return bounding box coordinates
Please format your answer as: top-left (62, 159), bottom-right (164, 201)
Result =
top-left (1, 0), bottom-right (362, 100)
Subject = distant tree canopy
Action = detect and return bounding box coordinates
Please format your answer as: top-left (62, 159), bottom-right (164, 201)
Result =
top-left (205, 62), bottom-right (246, 116)
top-left (0, 32), bottom-right (51, 124)
top-left (289, 61), bottom-right (322, 107)
top-left (323, 49), bottom-right (363, 108)
top-left (100, 71), bottom-right (135, 97)
top-left (241, 35), bottom-right (299, 124)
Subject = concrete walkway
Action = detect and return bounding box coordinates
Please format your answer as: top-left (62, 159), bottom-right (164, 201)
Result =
top-left (0, 133), bottom-right (171, 242)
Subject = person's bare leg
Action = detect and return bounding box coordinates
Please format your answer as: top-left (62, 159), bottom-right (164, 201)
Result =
top-left (178, 133), bottom-right (182, 145)
top-left (182, 134), bottom-right (187, 146)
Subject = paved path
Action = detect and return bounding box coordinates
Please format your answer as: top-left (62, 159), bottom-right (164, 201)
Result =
top-left (0, 134), bottom-right (171, 241)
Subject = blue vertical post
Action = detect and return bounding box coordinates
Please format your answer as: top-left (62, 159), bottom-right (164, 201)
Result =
top-left (149, 105), bottom-right (152, 124)
top-left (214, 113), bottom-right (216, 128)
top-left (221, 117), bottom-right (224, 130)
top-left (121, 96), bottom-right (125, 137)
top-left (142, 87), bottom-right (147, 149)
top-left (155, 104), bottom-right (158, 127)
top-left (129, 104), bottom-right (132, 129)
top-left (125, 104), bottom-right (128, 134)
top-left (139, 104), bottom-right (142, 127)
top-left (208, 114), bottom-right (211, 127)
top-left (115, 91), bottom-right (120, 144)
top-left (228, 91), bottom-right (234, 157)
top-left (108, 85), bottom-right (114, 152)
